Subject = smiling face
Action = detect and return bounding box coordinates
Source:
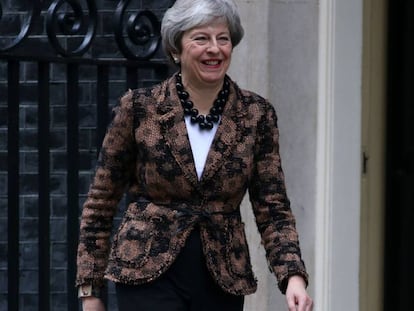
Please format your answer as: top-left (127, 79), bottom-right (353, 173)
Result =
top-left (178, 19), bottom-right (233, 88)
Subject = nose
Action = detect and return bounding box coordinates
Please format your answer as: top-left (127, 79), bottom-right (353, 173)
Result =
top-left (206, 39), bottom-right (220, 53)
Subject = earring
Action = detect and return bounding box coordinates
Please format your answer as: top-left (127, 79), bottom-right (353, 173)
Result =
top-left (173, 56), bottom-right (180, 64)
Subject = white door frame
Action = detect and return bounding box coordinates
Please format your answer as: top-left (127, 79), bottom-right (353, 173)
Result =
top-left (315, 0), bottom-right (363, 310)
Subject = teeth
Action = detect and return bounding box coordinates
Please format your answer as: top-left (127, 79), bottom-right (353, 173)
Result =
top-left (204, 60), bottom-right (219, 65)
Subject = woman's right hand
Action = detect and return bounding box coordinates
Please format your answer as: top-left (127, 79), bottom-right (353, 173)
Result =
top-left (81, 297), bottom-right (106, 311)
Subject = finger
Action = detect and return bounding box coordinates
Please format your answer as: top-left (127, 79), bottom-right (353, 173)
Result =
top-left (298, 296), bottom-right (313, 311)
top-left (297, 294), bottom-right (314, 311)
top-left (306, 297), bottom-right (314, 311)
top-left (286, 294), bottom-right (298, 311)
top-left (296, 296), bottom-right (307, 311)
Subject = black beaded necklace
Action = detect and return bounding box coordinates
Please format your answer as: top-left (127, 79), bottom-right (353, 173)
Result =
top-left (175, 72), bottom-right (230, 130)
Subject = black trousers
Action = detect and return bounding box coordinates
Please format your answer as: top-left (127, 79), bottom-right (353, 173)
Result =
top-left (115, 228), bottom-right (244, 311)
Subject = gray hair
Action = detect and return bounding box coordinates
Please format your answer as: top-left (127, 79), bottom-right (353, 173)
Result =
top-left (161, 0), bottom-right (244, 62)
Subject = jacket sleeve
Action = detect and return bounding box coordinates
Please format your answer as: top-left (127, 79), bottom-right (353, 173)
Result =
top-left (248, 101), bottom-right (308, 294)
top-left (76, 91), bottom-right (137, 287)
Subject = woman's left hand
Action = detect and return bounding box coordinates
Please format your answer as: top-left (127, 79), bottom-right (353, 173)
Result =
top-left (285, 275), bottom-right (313, 311)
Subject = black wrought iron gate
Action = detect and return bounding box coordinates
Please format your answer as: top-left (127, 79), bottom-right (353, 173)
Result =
top-left (0, 1), bottom-right (173, 310)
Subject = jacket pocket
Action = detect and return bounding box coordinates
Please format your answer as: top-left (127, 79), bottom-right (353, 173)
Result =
top-left (225, 222), bottom-right (253, 277)
top-left (112, 214), bottom-right (154, 269)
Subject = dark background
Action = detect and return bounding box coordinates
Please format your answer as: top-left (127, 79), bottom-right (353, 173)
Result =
top-left (384, 0), bottom-right (414, 310)
top-left (0, 1), bottom-right (173, 310)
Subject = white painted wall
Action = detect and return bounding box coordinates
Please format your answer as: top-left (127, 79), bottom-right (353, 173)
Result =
top-left (315, 0), bottom-right (362, 310)
top-left (230, 0), bottom-right (363, 310)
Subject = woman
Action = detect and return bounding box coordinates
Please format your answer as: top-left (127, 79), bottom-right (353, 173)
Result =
top-left (76, 0), bottom-right (313, 310)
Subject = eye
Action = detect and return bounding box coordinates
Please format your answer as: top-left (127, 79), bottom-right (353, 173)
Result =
top-left (218, 36), bottom-right (231, 45)
top-left (194, 36), bottom-right (208, 43)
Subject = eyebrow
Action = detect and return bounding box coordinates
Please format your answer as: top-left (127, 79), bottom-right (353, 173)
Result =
top-left (189, 30), bottom-right (230, 37)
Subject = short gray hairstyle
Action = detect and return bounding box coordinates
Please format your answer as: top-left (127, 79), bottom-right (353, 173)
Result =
top-left (161, 0), bottom-right (244, 62)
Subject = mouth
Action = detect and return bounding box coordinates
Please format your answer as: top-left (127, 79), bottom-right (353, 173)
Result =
top-left (202, 60), bottom-right (221, 66)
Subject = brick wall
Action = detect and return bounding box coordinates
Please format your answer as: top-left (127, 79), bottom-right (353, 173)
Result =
top-left (0, 1), bottom-right (174, 310)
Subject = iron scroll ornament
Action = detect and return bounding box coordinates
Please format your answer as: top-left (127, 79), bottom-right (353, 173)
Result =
top-left (114, 1), bottom-right (161, 60)
top-left (0, 1), bottom-right (41, 52)
top-left (46, 0), bottom-right (98, 57)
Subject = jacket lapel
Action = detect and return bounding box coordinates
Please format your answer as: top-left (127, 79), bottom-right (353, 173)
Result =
top-left (201, 85), bottom-right (246, 182)
top-left (158, 78), bottom-right (199, 186)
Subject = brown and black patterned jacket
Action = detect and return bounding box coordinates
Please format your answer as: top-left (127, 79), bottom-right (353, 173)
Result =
top-left (76, 73), bottom-right (308, 296)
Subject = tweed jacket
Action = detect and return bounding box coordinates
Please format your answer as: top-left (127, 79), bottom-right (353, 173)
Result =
top-left (76, 73), bottom-right (308, 296)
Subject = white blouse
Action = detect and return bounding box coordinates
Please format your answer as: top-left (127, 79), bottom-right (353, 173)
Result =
top-left (184, 116), bottom-right (219, 180)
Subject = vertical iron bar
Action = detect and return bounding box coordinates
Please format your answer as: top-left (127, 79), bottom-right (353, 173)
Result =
top-left (96, 65), bottom-right (109, 155)
top-left (96, 64), bottom-right (110, 307)
top-left (38, 62), bottom-right (51, 311)
top-left (7, 60), bottom-right (20, 311)
top-left (126, 66), bottom-right (138, 91)
top-left (66, 64), bottom-right (79, 311)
